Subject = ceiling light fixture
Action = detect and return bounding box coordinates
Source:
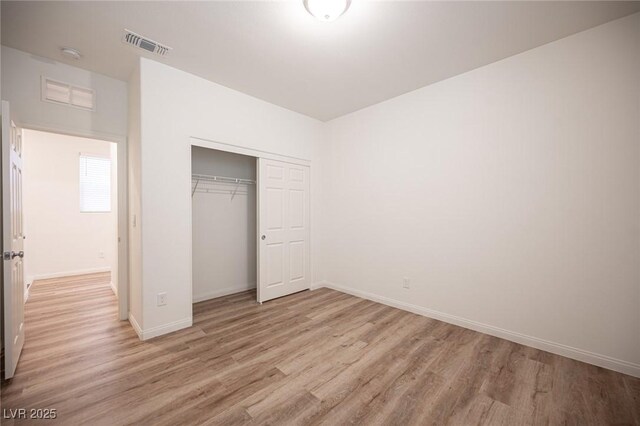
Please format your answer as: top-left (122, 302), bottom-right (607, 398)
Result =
top-left (303, 0), bottom-right (351, 22)
top-left (60, 47), bottom-right (81, 60)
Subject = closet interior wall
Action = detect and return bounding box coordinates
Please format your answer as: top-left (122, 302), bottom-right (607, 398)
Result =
top-left (191, 146), bottom-right (257, 302)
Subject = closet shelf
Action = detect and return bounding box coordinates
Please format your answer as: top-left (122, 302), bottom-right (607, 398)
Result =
top-left (191, 173), bottom-right (255, 198)
top-left (192, 173), bottom-right (256, 185)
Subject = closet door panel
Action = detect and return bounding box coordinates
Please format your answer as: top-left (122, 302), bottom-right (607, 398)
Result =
top-left (289, 189), bottom-right (305, 229)
top-left (258, 159), bottom-right (310, 303)
top-left (266, 188), bottom-right (284, 231)
top-left (266, 243), bottom-right (284, 287)
top-left (289, 240), bottom-right (305, 283)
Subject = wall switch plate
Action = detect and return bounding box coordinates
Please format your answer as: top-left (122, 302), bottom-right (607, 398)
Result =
top-left (403, 277), bottom-right (411, 289)
top-left (157, 292), bottom-right (167, 306)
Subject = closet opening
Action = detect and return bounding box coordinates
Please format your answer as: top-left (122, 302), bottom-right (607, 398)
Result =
top-left (191, 147), bottom-right (257, 303)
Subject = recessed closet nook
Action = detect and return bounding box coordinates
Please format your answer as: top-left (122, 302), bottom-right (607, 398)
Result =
top-left (191, 145), bottom-right (311, 305)
top-left (192, 147), bottom-right (257, 302)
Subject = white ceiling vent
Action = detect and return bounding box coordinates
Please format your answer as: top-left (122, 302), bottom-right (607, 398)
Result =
top-left (122, 29), bottom-right (171, 57)
top-left (41, 77), bottom-right (95, 111)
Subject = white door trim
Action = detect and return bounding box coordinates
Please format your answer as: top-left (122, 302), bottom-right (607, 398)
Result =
top-left (190, 137), bottom-right (311, 167)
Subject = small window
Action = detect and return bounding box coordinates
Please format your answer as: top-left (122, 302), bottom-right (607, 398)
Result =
top-left (44, 79), bottom-right (70, 103)
top-left (42, 77), bottom-right (95, 111)
top-left (70, 86), bottom-right (94, 109)
top-left (79, 155), bottom-right (111, 212)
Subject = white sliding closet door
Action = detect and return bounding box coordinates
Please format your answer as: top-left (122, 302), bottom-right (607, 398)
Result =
top-left (258, 159), bottom-right (310, 303)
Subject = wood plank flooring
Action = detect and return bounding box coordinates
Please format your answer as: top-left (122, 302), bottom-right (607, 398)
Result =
top-left (1, 273), bottom-right (639, 425)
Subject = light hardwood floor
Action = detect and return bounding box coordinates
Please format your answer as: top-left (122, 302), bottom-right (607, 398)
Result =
top-left (1, 273), bottom-right (639, 425)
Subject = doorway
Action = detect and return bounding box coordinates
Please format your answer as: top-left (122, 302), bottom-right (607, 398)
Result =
top-left (3, 99), bottom-right (128, 380)
top-left (191, 146), bottom-right (257, 302)
top-left (22, 129), bottom-right (119, 306)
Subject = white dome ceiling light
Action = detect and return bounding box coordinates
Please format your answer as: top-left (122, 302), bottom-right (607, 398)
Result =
top-left (60, 47), bottom-right (81, 60)
top-left (303, 0), bottom-right (351, 22)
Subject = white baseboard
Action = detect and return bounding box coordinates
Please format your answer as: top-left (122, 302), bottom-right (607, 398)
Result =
top-left (109, 281), bottom-right (118, 296)
top-left (313, 281), bottom-right (640, 378)
top-left (30, 267), bottom-right (111, 283)
top-left (128, 313), bottom-right (143, 340)
top-left (193, 283), bottom-right (256, 303)
top-left (128, 313), bottom-right (192, 341)
top-left (142, 317), bottom-right (193, 341)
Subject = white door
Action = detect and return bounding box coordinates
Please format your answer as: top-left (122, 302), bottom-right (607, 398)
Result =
top-left (258, 159), bottom-right (310, 303)
top-left (2, 101), bottom-right (25, 379)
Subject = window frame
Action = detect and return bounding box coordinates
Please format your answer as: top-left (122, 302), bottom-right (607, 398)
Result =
top-left (79, 153), bottom-right (112, 213)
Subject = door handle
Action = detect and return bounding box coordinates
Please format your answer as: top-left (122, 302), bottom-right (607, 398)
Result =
top-left (3, 251), bottom-right (24, 260)
top-left (261, 235), bottom-right (266, 240)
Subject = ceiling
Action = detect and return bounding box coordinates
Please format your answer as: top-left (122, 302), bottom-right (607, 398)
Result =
top-left (2, 1), bottom-right (639, 121)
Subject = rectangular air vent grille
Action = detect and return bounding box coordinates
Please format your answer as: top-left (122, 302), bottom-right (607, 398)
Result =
top-left (123, 29), bottom-right (171, 57)
top-left (41, 77), bottom-right (95, 111)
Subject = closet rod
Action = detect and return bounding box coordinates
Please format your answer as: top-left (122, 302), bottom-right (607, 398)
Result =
top-left (192, 173), bottom-right (256, 185)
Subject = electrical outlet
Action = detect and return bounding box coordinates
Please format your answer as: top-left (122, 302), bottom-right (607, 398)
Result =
top-left (157, 292), bottom-right (167, 306)
top-left (98, 251), bottom-right (105, 259)
top-left (403, 277), bottom-right (411, 289)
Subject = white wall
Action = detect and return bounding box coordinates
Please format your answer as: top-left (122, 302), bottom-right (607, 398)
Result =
top-left (191, 147), bottom-right (256, 302)
top-left (323, 13), bottom-right (640, 376)
top-left (22, 129), bottom-right (118, 289)
top-left (1, 46), bottom-right (127, 141)
top-left (134, 58), bottom-right (324, 337)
